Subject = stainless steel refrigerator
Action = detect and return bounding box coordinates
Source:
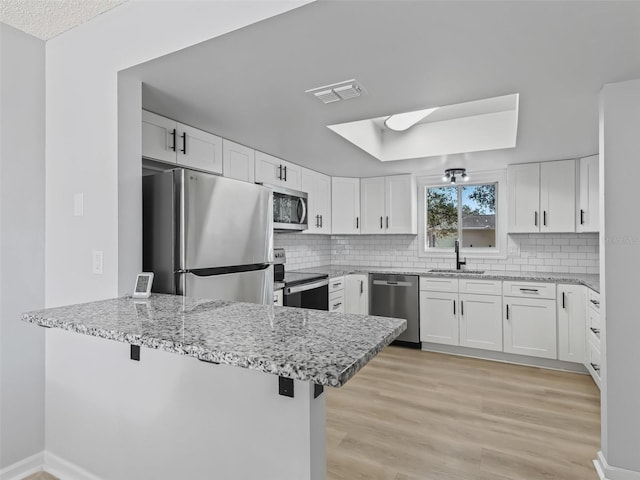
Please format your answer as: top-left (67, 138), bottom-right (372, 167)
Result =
top-left (143, 168), bottom-right (273, 304)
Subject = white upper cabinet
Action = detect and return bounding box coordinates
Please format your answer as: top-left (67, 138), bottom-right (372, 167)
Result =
top-left (577, 154), bottom-right (599, 232)
top-left (331, 177), bottom-right (360, 234)
top-left (301, 168), bottom-right (332, 234)
top-left (508, 160), bottom-right (575, 233)
top-left (539, 160), bottom-right (575, 232)
top-left (360, 175), bottom-right (416, 234)
top-left (142, 110), bottom-right (177, 164)
top-left (254, 151), bottom-right (301, 190)
top-left (142, 110), bottom-right (222, 174)
top-left (360, 177), bottom-right (386, 233)
top-left (222, 139), bottom-right (255, 183)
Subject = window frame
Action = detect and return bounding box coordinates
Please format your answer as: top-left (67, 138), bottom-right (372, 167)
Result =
top-left (417, 170), bottom-right (507, 259)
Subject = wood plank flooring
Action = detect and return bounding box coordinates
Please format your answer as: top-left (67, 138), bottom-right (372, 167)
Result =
top-left (326, 346), bottom-right (601, 480)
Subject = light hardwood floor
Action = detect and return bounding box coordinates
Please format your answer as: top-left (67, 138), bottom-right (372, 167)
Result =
top-left (326, 346), bottom-right (601, 480)
top-left (23, 347), bottom-right (600, 480)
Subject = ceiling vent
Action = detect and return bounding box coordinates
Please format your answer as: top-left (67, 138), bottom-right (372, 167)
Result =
top-left (306, 79), bottom-right (366, 104)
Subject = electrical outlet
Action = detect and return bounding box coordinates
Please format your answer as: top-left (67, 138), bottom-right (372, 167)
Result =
top-left (92, 250), bottom-right (103, 274)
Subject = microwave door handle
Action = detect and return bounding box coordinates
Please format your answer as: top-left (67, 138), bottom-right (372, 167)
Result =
top-left (297, 197), bottom-right (307, 224)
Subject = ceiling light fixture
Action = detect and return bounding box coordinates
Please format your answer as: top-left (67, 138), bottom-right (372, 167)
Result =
top-left (443, 168), bottom-right (468, 184)
top-left (384, 107), bottom-right (439, 132)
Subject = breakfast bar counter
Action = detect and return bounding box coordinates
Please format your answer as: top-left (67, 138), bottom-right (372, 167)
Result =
top-left (23, 294), bottom-right (405, 480)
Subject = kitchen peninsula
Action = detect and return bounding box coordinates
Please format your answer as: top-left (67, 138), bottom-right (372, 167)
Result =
top-left (23, 294), bottom-right (405, 480)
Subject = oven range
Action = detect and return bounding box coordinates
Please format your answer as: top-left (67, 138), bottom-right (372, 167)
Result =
top-left (274, 248), bottom-right (329, 311)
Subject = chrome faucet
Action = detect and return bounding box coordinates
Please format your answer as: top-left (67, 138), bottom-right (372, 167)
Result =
top-left (455, 239), bottom-right (466, 271)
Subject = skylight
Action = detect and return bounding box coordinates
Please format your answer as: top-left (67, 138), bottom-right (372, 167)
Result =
top-left (328, 93), bottom-right (519, 161)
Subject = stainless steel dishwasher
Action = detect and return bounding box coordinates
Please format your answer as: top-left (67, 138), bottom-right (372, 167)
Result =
top-left (369, 273), bottom-right (420, 347)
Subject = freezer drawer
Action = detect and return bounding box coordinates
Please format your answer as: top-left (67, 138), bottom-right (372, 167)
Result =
top-left (180, 265), bottom-right (273, 305)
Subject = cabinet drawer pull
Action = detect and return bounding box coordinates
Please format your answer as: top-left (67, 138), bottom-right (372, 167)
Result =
top-left (519, 288), bottom-right (539, 293)
top-left (333, 282), bottom-right (342, 288)
top-left (590, 327), bottom-right (601, 335)
top-left (590, 362), bottom-right (600, 373)
top-left (181, 132), bottom-right (187, 154)
top-left (590, 299), bottom-right (600, 307)
top-left (170, 128), bottom-right (177, 151)
top-left (333, 302), bottom-right (342, 309)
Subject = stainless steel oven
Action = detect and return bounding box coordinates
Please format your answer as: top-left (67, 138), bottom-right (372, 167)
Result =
top-left (272, 186), bottom-right (308, 231)
top-left (283, 272), bottom-right (329, 310)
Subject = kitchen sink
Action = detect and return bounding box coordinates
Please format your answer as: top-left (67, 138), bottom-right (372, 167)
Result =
top-left (428, 269), bottom-right (485, 274)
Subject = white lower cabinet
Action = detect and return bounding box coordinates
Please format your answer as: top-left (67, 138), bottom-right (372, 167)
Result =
top-left (503, 296), bottom-right (557, 359)
top-left (329, 276), bottom-right (345, 313)
top-left (345, 274), bottom-right (368, 314)
top-left (585, 288), bottom-right (601, 388)
top-left (459, 293), bottom-right (503, 352)
top-left (420, 290), bottom-right (459, 345)
top-left (557, 284), bottom-right (586, 363)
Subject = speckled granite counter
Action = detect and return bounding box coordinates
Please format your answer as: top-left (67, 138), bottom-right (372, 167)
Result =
top-left (293, 265), bottom-right (600, 292)
top-left (22, 294), bottom-right (405, 387)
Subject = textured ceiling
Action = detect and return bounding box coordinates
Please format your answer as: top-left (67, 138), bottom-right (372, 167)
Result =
top-left (0, 0), bottom-right (127, 40)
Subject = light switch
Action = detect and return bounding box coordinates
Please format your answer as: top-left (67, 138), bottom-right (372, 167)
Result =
top-left (74, 193), bottom-right (84, 217)
top-left (92, 250), bottom-right (103, 274)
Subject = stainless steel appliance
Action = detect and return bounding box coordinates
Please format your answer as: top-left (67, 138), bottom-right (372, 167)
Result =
top-left (369, 274), bottom-right (420, 346)
top-left (283, 272), bottom-right (329, 310)
top-left (272, 185), bottom-right (308, 231)
top-left (143, 168), bottom-right (273, 304)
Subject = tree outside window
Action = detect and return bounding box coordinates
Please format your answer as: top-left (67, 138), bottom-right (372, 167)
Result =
top-left (426, 183), bottom-right (497, 249)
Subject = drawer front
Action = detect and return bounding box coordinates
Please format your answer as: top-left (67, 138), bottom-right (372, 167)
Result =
top-left (587, 338), bottom-right (602, 387)
top-left (420, 277), bottom-right (459, 293)
top-left (459, 279), bottom-right (502, 295)
top-left (588, 308), bottom-right (601, 335)
top-left (503, 281), bottom-right (556, 299)
top-left (588, 289), bottom-right (601, 312)
top-left (329, 291), bottom-right (345, 313)
top-left (329, 276), bottom-right (345, 293)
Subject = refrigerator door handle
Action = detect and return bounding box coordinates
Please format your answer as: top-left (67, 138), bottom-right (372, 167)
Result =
top-left (180, 263), bottom-right (270, 277)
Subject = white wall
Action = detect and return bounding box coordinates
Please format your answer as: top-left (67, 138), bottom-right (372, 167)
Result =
top-left (599, 78), bottom-right (640, 476)
top-left (0, 23), bottom-right (46, 469)
top-left (45, 0), bottom-right (312, 307)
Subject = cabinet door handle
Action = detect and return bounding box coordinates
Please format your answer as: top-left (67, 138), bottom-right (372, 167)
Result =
top-left (580, 209), bottom-right (585, 225)
top-left (360, 280), bottom-right (363, 294)
top-left (453, 300), bottom-right (456, 316)
top-left (283, 165), bottom-right (287, 181)
top-left (535, 211), bottom-right (538, 227)
top-left (316, 215), bottom-right (319, 228)
top-left (356, 217), bottom-right (359, 229)
top-left (320, 215), bottom-right (323, 228)
top-left (380, 216), bottom-right (383, 229)
top-left (461, 300), bottom-right (464, 316)
top-left (278, 165), bottom-right (283, 180)
top-left (543, 210), bottom-right (547, 226)
top-left (386, 216), bottom-right (389, 229)
top-left (170, 128), bottom-right (177, 151)
top-left (562, 291), bottom-right (566, 309)
top-left (181, 132), bottom-right (187, 154)
top-left (506, 304), bottom-right (510, 320)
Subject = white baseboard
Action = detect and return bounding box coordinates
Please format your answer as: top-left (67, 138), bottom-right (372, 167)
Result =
top-left (595, 451), bottom-right (640, 480)
top-left (44, 452), bottom-right (102, 480)
top-left (0, 451), bottom-right (44, 480)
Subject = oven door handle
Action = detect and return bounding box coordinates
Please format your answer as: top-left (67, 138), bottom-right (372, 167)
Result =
top-left (284, 278), bottom-right (329, 295)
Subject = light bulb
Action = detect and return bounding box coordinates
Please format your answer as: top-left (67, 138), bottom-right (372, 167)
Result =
top-left (442, 174), bottom-right (449, 182)
top-left (450, 175), bottom-right (456, 184)
top-left (462, 172), bottom-right (469, 181)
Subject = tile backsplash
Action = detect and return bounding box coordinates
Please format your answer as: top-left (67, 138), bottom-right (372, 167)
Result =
top-left (277, 232), bottom-right (599, 274)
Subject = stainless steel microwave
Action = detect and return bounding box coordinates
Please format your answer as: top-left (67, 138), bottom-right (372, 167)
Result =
top-left (271, 185), bottom-right (308, 231)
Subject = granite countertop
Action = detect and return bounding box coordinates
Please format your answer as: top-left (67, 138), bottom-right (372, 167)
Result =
top-left (292, 265), bottom-right (600, 293)
top-left (22, 294), bottom-right (405, 388)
